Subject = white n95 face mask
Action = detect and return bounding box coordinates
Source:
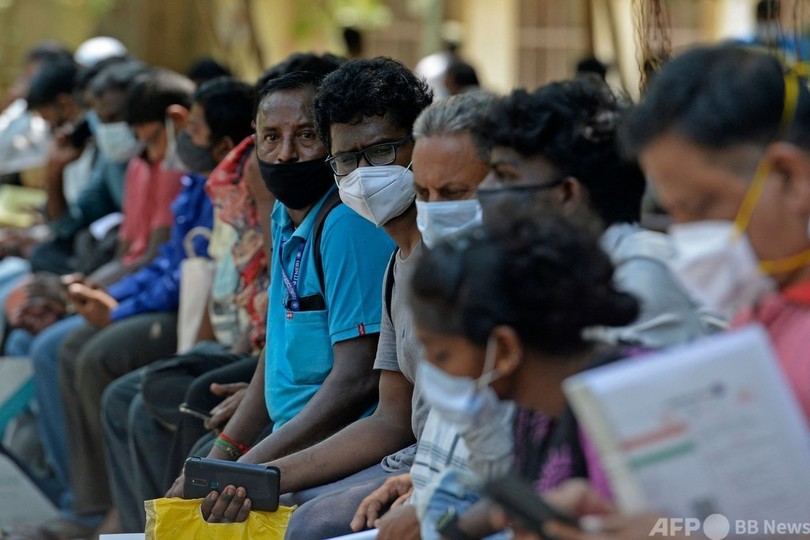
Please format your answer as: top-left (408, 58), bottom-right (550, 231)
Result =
top-left (337, 164), bottom-right (416, 226)
top-left (416, 199), bottom-right (483, 248)
top-left (668, 220), bottom-right (775, 318)
top-left (94, 121), bottom-right (143, 163)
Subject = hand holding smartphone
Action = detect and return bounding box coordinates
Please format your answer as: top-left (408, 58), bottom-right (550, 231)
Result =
top-left (178, 402), bottom-right (212, 422)
top-left (183, 457), bottom-right (281, 512)
top-left (68, 118), bottom-right (92, 149)
top-left (483, 473), bottom-right (580, 536)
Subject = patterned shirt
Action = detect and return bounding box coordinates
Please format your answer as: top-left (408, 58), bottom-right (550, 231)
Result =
top-left (206, 136), bottom-right (270, 350)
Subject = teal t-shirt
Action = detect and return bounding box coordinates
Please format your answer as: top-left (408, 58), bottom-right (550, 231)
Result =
top-left (265, 186), bottom-right (395, 429)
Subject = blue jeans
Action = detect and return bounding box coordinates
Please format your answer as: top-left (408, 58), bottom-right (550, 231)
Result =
top-left (0, 257), bottom-right (32, 350)
top-left (60, 313), bottom-right (178, 515)
top-left (28, 315), bottom-right (90, 523)
top-left (421, 469), bottom-right (514, 540)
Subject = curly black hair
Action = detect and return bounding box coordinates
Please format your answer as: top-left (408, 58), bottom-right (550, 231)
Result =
top-left (410, 212), bottom-right (639, 356)
top-left (312, 56), bottom-right (433, 151)
top-left (475, 77), bottom-right (646, 226)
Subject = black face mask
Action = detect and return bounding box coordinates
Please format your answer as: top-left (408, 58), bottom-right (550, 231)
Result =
top-left (176, 131), bottom-right (218, 174)
top-left (477, 176), bottom-right (566, 223)
top-left (257, 155), bottom-right (334, 210)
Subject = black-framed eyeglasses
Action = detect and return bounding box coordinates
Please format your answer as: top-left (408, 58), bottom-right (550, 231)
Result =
top-left (326, 135), bottom-right (412, 177)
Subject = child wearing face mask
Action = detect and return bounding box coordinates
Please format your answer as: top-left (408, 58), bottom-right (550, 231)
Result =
top-left (419, 45), bottom-right (810, 540)
top-left (406, 212), bottom-right (641, 539)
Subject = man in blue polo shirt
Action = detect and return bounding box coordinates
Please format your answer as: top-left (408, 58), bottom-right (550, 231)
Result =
top-left (265, 182), bottom-right (383, 425)
top-left (199, 57), bottom-right (436, 538)
top-left (168, 69), bottom-right (394, 502)
top-left (254, 70), bottom-right (394, 449)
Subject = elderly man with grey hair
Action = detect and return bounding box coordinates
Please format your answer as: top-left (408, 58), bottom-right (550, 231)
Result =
top-left (345, 90), bottom-right (512, 540)
top-left (411, 91), bottom-right (496, 248)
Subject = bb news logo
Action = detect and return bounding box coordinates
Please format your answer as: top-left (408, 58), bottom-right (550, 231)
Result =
top-left (649, 514), bottom-right (810, 538)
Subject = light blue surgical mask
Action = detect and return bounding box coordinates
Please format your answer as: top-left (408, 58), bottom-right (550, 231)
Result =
top-left (416, 198), bottom-right (482, 249)
top-left (417, 335), bottom-right (502, 428)
top-left (95, 121), bottom-right (143, 163)
top-left (85, 110), bottom-right (100, 135)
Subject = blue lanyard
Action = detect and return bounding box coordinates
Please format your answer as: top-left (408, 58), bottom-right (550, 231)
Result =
top-left (280, 237), bottom-right (306, 311)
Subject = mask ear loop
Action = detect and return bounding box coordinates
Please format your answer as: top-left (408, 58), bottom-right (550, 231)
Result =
top-left (165, 115), bottom-right (176, 144)
top-left (733, 69), bottom-right (810, 275)
top-left (732, 69), bottom-right (800, 240)
top-left (476, 333), bottom-right (502, 390)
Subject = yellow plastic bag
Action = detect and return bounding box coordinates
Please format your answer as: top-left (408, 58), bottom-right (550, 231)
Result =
top-left (144, 497), bottom-right (294, 539)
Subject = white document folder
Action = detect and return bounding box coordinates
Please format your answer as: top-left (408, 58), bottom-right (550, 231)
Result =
top-left (564, 325), bottom-right (810, 521)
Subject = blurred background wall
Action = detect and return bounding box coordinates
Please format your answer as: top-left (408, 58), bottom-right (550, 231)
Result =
top-left (0, 0), bottom-right (805, 98)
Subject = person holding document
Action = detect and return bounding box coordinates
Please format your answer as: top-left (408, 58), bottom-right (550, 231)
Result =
top-left (526, 41), bottom-right (810, 540)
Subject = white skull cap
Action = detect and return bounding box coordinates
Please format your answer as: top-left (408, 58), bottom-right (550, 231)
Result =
top-left (74, 36), bottom-right (128, 68)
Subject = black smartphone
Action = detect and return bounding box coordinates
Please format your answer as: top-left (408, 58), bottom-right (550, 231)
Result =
top-left (284, 293), bottom-right (325, 312)
top-left (68, 118), bottom-right (92, 148)
top-left (178, 402), bottom-right (212, 422)
top-left (483, 473), bottom-right (580, 535)
top-left (183, 457), bottom-right (281, 512)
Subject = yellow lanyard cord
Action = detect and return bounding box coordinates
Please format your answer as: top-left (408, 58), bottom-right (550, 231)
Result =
top-left (759, 249), bottom-right (810, 274)
top-left (732, 70), bottom-right (801, 238)
top-left (733, 68), bottom-right (810, 275)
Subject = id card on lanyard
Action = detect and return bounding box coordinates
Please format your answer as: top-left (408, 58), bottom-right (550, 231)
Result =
top-left (280, 236), bottom-right (305, 318)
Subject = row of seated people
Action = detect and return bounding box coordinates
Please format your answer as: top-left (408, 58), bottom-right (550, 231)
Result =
top-left (0, 39), bottom-right (808, 540)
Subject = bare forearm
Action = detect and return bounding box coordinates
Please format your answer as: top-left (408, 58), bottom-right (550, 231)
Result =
top-left (91, 237), bottom-right (163, 285)
top-left (44, 163), bottom-right (67, 220)
top-left (104, 227), bottom-right (170, 282)
top-left (458, 499), bottom-right (498, 537)
top-left (228, 328), bottom-right (253, 355)
top-left (270, 411), bottom-right (415, 493)
top-left (208, 358), bottom-right (270, 460)
top-left (194, 301), bottom-right (216, 344)
top-left (88, 259), bottom-right (128, 288)
top-left (241, 371), bottom-right (379, 465)
top-left (88, 240), bottom-right (159, 287)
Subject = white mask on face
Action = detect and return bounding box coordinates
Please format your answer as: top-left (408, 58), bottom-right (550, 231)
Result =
top-left (416, 199), bottom-right (483, 248)
top-left (94, 121), bottom-right (143, 163)
top-left (668, 220), bottom-right (775, 318)
top-left (337, 164), bottom-right (416, 226)
top-left (417, 335), bottom-right (502, 429)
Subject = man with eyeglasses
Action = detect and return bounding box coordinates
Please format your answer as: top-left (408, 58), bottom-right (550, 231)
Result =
top-left (203, 57), bottom-right (434, 540)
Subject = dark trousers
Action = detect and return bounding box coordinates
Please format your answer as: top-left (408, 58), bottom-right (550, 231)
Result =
top-left (29, 237), bottom-right (75, 275)
top-left (58, 313), bottom-right (178, 515)
top-left (163, 355), bottom-right (260, 487)
top-left (101, 348), bottom-right (257, 531)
